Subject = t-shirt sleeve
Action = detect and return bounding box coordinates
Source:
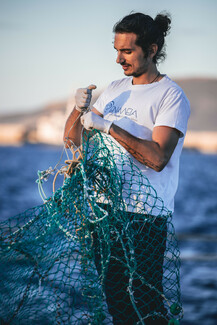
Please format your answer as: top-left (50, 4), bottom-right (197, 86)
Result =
top-left (155, 88), bottom-right (190, 138)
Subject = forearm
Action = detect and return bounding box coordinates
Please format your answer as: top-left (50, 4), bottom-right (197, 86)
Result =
top-left (63, 107), bottom-right (83, 148)
top-left (78, 111), bottom-right (179, 170)
top-left (110, 124), bottom-right (168, 172)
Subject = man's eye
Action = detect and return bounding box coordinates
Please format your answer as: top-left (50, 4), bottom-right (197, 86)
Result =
top-left (125, 51), bottom-right (132, 54)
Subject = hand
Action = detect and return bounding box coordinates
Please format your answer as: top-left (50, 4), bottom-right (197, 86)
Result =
top-left (81, 111), bottom-right (112, 134)
top-left (75, 84), bottom-right (97, 112)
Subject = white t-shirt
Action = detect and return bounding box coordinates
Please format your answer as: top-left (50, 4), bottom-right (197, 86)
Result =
top-left (93, 75), bottom-right (190, 214)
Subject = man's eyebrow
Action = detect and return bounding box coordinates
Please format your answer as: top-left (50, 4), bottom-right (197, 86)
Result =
top-left (113, 46), bottom-right (133, 51)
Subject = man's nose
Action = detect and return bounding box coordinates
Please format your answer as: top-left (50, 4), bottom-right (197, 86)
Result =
top-left (116, 52), bottom-right (125, 64)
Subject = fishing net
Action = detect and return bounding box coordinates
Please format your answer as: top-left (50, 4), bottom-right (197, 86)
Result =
top-left (0, 130), bottom-right (183, 324)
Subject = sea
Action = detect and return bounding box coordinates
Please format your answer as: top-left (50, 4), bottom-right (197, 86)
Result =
top-left (0, 144), bottom-right (217, 325)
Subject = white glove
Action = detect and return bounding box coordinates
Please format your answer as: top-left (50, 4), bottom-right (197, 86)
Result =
top-left (81, 111), bottom-right (112, 134)
top-left (75, 84), bottom-right (97, 112)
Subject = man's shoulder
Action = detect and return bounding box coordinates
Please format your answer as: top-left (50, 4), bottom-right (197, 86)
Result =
top-left (108, 77), bottom-right (132, 89)
top-left (159, 76), bottom-right (190, 112)
top-left (162, 75), bottom-right (184, 92)
top-left (161, 75), bottom-right (189, 100)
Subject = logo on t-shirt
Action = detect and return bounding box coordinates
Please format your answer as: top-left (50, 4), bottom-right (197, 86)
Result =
top-left (104, 101), bottom-right (137, 119)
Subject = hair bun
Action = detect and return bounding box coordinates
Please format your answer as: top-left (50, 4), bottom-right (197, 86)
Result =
top-left (154, 13), bottom-right (171, 36)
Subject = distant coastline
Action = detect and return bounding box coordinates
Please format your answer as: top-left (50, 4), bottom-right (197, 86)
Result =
top-left (0, 122), bottom-right (217, 153)
top-left (184, 131), bottom-right (217, 153)
top-left (0, 77), bottom-right (217, 152)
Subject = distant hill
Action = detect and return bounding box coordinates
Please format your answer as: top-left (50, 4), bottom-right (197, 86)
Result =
top-left (1, 78), bottom-right (216, 131)
top-left (0, 100), bottom-right (67, 124)
top-left (174, 78), bottom-right (217, 131)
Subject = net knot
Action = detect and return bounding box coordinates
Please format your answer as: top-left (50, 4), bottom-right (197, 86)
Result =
top-left (65, 146), bottom-right (83, 175)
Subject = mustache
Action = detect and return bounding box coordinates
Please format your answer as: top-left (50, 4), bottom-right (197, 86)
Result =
top-left (120, 61), bottom-right (129, 66)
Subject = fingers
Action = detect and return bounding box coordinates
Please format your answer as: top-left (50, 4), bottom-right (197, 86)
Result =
top-left (81, 111), bottom-right (112, 134)
top-left (80, 111), bottom-right (94, 130)
top-left (80, 115), bottom-right (84, 124)
top-left (82, 93), bottom-right (92, 100)
top-left (75, 84), bottom-right (97, 111)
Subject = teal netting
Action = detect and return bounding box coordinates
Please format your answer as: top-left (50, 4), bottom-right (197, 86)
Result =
top-left (0, 130), bottom-right (183, 324)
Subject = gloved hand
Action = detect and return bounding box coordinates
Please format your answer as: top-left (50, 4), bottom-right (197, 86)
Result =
top-left (81, 111), bottom-right (113, 134)
top-left (75, 84), bottom-right (97, 112)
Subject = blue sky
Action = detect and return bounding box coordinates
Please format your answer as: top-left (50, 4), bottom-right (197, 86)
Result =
top-left (0, 0), bottom-right (217, 114)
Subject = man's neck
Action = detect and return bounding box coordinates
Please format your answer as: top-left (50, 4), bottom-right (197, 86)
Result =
top-left (132, 66), bottom-right (159, 85)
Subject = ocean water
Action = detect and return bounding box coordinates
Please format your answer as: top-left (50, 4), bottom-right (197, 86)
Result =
top-left (0, 145), bottom-right (217, 324)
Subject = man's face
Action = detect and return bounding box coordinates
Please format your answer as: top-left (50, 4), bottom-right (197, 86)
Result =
top-left (114, 32), bottom-right (150, 77)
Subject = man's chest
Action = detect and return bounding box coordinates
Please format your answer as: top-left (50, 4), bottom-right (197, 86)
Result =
top-left (103, 89), bottom-right (161, 125)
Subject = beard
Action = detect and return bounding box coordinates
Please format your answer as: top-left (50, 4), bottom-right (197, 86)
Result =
top-left (121, 61), bottom-right (149, 77)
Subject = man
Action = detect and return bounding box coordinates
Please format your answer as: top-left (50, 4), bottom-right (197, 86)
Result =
top-left (64, 12), bottom-right (190, 324)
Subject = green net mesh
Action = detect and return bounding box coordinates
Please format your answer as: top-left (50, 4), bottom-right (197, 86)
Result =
top-left (0, 131), bottom-right (183, 324)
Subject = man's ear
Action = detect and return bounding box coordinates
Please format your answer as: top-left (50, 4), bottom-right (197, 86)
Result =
top-left (149, 44), bottom-right (158, 59)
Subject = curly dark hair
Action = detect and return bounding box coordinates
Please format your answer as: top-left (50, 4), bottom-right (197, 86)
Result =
top-left (113, 12), bottom-right (171, 64)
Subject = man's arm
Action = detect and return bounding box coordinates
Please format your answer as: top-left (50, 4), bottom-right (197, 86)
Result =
top-left (81, 111), bottom-right (180, 172)
top-left (63, 108), bottom-right (83, 148)
top-left (110, 123), bottom-right (180, 172)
